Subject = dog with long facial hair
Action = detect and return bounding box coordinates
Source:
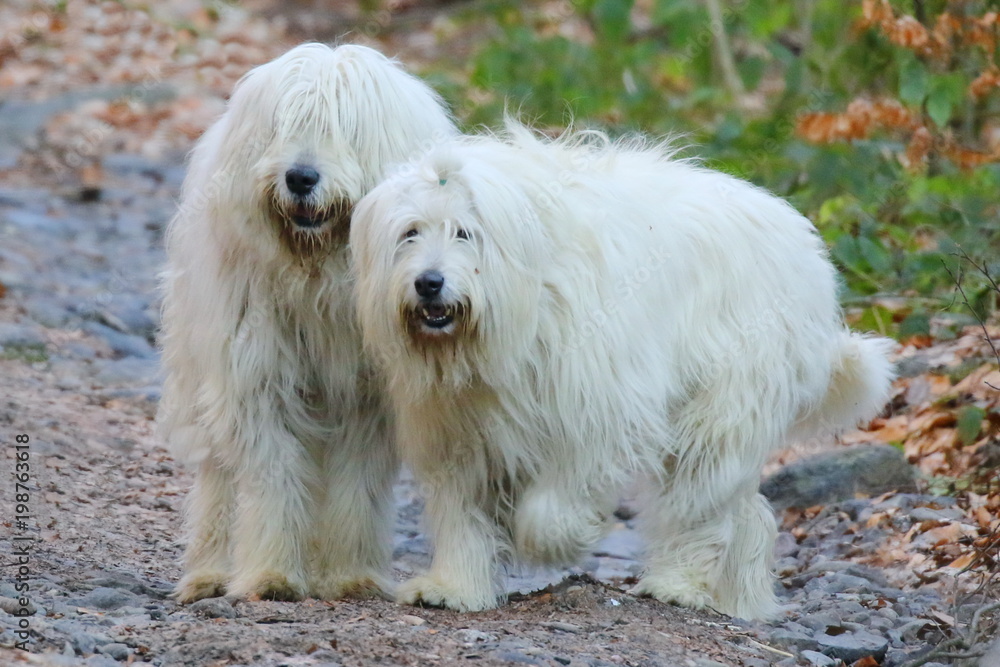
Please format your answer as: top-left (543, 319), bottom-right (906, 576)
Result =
top-left (158, 43), bottom-right (455, 603)
top-left (349, 123), bottom-right (895, 619)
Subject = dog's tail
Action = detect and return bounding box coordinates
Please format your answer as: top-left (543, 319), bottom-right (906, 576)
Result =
top-left (793, 332), bottom-right (896, 441)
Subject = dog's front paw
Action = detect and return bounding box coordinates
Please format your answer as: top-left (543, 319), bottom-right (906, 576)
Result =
top-left (311, 573), bottom-right (393, 601)
top-left (397, 576), bottom-right (496, 612)
top-left (230, 570), bottom-right (307, 602)
top-left (630, 575), bottom-right (714, 612)
top-left (174, 571), bottom-right (228, 604)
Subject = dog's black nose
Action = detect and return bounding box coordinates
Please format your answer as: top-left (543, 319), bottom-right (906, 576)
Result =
top-left (414, 271), bottom-right (445, 298)
top-left (285, 166), bottom-right (320, 196)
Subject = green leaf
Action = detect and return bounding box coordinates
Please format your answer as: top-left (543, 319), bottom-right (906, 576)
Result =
top-left (592, 0), bottom-right (634, 44)
top-left (898, 311), bottom-right (930, 337)
top-left (956, 406), bottom-right (986, 447)
top-left (898, 55), bottom-right (928, 106)
top-left (927, 74), bottom-right (965, 128)
top-left (859, 236), bottom-right (893, 274)
top-left (926, 88), bottom-right (952, 128)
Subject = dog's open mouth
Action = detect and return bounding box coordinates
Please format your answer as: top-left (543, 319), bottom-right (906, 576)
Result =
top-left (407, 301), bottom-right (467, 337)
top-left (420, 302), bottom-right (455, 329)
top-left (290, 204), bottom-right (330, 229)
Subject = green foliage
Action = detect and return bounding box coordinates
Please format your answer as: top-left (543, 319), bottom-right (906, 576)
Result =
top-left (1, 343), bottom-right (48, 364)
top-left (443, 0), bottom-right (1000, 336)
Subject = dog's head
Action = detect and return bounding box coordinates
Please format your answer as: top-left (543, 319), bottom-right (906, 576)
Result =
top-left (351, 141), bottom-right (548, 388)
top-left (211, 43), bottom-right (455, 262)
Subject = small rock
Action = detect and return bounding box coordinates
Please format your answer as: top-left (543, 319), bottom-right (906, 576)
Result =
top-left (775, 557), bottom-right (799, 577)
top-left (82, 322), bottom-right (155, 359)
top-left (0, 596), bottom-right (37, 615)
top-left (541, 621), bottom-right (581, 633)
top-left (69, 629), bottom-right (97, 655)
top-left (800, 650), bottom-right (838, 667)
top-left (25, 300), bottom-right (71, 327)
top-left (816, 630), bottom-right (889, 663)
top-left (399, 614), bottom-right (425, 626)
top-left (768, 628), bottom-right (818, 652)
top-left (81, 587), bottom-right (139, 611)
top-left (456, 628), bottom-right (497, 643)
top-left (98, 643), bottom-right (130, 661)
top-left (187, 597), bottom-right (235, 619)
top-left (0, 322), bottom-right (46, 347)
top-left (93, 357), bottom-right (159, 386)
top-left (761, 445), bottom-right (916, 511)
top-left (796, 613), bottom-right (842, 633)
top-left (773, 532), bottom-right (798, 559)
top-left (492, 651), bottom-right (541, 665)
top-left (805, 573), bottom-right (875, 596)
top-left (908, 506), bottom-right (965, 522)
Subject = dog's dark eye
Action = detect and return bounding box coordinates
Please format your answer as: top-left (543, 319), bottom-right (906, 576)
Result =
top-left (403, 228), bottom-right (418, 240)
top-left (456, 228), bottom-right (470, 241)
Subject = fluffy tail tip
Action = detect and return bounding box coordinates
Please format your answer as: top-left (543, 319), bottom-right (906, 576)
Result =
top-left (800, 333), bottom-right (897, 438)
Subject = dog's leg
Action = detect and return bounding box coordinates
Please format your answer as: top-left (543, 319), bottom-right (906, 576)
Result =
top-left (397, 477), bottom-right (501, 612)
top-left (227, 424), bottom-right (314, 602)
top-left (715, 491), bottom-right (779, 619)
top-left (175, 456), bottom-right (233, 603)
top-left (634, 470), bottom-right (779, 620)
top-left (514, 481), bottom-right (611, 565)
top-left (311, 410), bottom-right (397, 600)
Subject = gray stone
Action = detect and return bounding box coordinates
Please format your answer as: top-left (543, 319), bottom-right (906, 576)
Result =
top-left (773, 531), bottom-right (798, 558)
top-left (456, 628), bottom-right (497, 644)
top-left (0, 322), bottom-right (46, 347)
top-left (761, 444), bottom-right (917, 511)
top-left (82, 321), bottom-right (155, 359)
top-left (796, 612), bottom-right (842, 632)
top-left (979, 637), bottom-right (1000, 667)
top-left (188, 597), bottom-right (236, 619)
top-left (67, 628), bottom-right (97, 655)
top-left (98, 643), bottom-right (130, 660)
top-left (3, 209), bottom-right (76, 238)
top-left (805, 573), bottom-right (876, 595)
top-left (0, 596), bottom-right (37, 616)
top-left (801, 650), bottom-right (838, 667)
top-left (768, 628), bottom-right (818, 652)
top-left (908, 506), bottom-right (965, 522)
top-left (816, 630), bottom-right (889, 663)
top-left (94, 296), bottom-right (157, 338)
top-left (492, 651), bottom-right (542, 665)
top-left (25, 300), bottom-right (72, 327)
top-left (85, 573), bottom-right (168, 599)
top-left (80, 587), bottom-right (139, 611)
top-left (93, 357), bottom-right (159, 386)
top-left (84, 656), bottom-right (120, 667)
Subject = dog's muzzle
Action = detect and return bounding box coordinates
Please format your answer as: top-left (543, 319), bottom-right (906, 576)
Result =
top-left (282, 166), bottom-right (350, 229)
top-left (413, 271), bottom-right (454, 329)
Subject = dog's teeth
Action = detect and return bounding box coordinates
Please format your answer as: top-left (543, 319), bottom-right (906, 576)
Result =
top-left (421, 308), bottom-right (430, 318)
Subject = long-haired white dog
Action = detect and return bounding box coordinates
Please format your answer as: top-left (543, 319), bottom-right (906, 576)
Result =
top-left (158, 43), bottom-right (455, 603)
top-left (350, 123), bottom-right (895, 619)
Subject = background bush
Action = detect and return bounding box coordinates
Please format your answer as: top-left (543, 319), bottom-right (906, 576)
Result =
top-left (424, 0), bottom-right (1000, 338)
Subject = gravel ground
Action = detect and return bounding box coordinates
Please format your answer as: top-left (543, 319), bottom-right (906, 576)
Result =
top-left (0, 152), bottom-right (992, 667)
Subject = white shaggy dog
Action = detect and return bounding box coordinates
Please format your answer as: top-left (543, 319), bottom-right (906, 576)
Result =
top-left (349, 123), bottom-right (895, 619)
top-left (158, 43), bottom-right (455, 603)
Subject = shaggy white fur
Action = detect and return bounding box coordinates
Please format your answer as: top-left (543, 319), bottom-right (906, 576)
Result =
top-left (158, 42), bottom-right (455, 603)
top-left (350, 122), bottom-right (896, 619)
